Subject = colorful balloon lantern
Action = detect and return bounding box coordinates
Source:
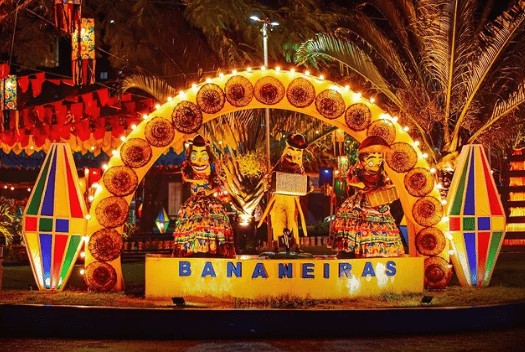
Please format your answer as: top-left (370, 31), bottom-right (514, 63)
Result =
top-left (446, 144), bottom-right (506, 287)
top-left (23, 143), bottom-right (87, 290)
top-left (155, 208), bottom-right (169, 234)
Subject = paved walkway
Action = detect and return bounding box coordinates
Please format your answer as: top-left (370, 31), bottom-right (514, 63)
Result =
top-left (1, 326), bottom-right (523, 351)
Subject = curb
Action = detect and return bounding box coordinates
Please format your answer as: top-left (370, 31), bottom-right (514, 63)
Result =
top-left (1, 302), bottom-right (525, 339)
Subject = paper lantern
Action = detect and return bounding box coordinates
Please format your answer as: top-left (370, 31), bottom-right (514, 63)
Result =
top-left (446, 144), bottom-right (506, 287)
top-left (23, 143), bottom-right (87, 290)
top-left (155, 208), bottom-right (169, 234)
top-left (1, 75), bottom-right (17, 110)
top-left (72, 18), bottom-right (95, 85)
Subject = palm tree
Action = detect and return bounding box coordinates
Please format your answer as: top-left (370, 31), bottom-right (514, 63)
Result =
top-left (294, 0), bottom-right (525, 171)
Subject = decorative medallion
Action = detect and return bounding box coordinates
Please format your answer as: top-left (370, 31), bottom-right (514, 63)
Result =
top-left (84, 261), bottom-right (118, 292)
top-left (367, 119), bottom-right (396, 145)
top-left (95, 196), bottom-right (129, 228)
top-left (88, 228), bottom-right (123, 262)
top-left (286, 77), bottom-right (315, 108)
top-left (197, 83), bottom-right (225, 114)
top-left (345, 103), bottom-right (372, 131)
top-left (145, 117), bottom-right (175, 148)
top-left (102, 165), bottom-right (138, 197)
top-left (412, 196), bottom-right (443, 227)
top-left (254, 76), bottom-right (285, 105)
top-left (424, 256), bottom-right (452, 289)
top-left (171, 101), bottom-right (203, 134)
top-left (416, 227), bottom-right (446, 256)
top-left (121, 138), bottom-right (152, 169)
top-left (404, 167), bottom-right (434, 197)
top-left (315, 89), bottom-right (345, 119)
top-left (225, 75), bottom-right (254, 107)
top-left (385, 142), bottom-right (418, 173)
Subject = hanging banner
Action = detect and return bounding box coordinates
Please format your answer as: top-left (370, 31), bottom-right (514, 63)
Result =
top-left (0, 63), bottom-right (9, 80)
top-left (72, 18), bottom-right (95, 85)
top-left (55, 0), bottom-right (82, 34)
top-left (1, 75), bottom-right (17, 110)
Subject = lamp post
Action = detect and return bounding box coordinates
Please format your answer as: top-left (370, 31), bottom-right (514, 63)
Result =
top-left (250, 15), bottom-right (279, 249)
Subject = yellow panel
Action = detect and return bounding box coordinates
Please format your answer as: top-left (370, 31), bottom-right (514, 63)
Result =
top-left (474, 150), bottom-right (490, 217)
top-left (145, 257), bottom-right (424, 299)
top-left (69, 218), bottom-right (87, 235)
top-left (54, 146), bottom-right (70, 218)
top-left (450, 231), bottom-right (471, 286)
top-left (492, 217), bottom-right (505, 232)
top-left (24, 232), bottom-right (44, 289)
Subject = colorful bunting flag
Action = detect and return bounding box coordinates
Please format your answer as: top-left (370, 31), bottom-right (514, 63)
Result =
top-left (446, 144), bottom-right (506, 287)
top-left (23, 143), bottom-right (88, 290)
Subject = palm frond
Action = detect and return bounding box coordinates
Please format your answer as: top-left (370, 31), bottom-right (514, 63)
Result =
top-left (451, 3), bottom-right (525, 151)
top-left (468, 79), bottom-right (525, 143)
top-left (294, 34), bottom-right (402, 107)
top-left (121, 74), bottom-right (177, 103)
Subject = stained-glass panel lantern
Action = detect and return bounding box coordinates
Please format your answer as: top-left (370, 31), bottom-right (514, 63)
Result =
top-left (155, 208), bottom-right (169, 234)
top-left (446, 144), bottom-right (506, 287)
top-left (23, 143), bottom-right (88, 290)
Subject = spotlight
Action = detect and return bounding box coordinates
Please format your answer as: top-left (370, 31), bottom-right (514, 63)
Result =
top-left (172, 297), bottom-right (186, 307)
top-left (421, 295), bottom-right (433, 304)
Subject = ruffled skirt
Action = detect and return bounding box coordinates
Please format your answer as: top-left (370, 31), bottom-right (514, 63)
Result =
top-left (173, 195), bottom-right (235, 257)
top-left (328, 194), bottom-right (405, 257)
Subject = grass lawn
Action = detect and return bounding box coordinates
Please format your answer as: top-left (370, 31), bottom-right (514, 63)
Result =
top-left (1, 253), bottom-right (524, 309)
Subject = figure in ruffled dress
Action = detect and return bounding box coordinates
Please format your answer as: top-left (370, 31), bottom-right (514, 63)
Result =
top-left (173, 135), bottom-right (235, 257)
top-left (328, 136), bottom-right (405, 258)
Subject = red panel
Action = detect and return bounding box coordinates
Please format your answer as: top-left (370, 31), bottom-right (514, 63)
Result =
top-left (449, 217), bottom-right (461, 231)
top-left (25, 216), bottom-right (37, 231)
top-left (477, 232), bottom-right (491, 286)
top-left (52, 235), bottom-right (69, 289)
top-left (480, 151), bottom-right (503, 215)
top-left (63, 145), bottom-right (83, 218)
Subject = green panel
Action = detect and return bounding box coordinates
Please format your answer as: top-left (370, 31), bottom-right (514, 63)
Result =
top-left (450, 149), bottom-right (472, 215)
top-left (38, 218), bottom-right (53, 232)
top-left (26, 149), bottom-right (54, 215)
top-left (483, 232), bottom-right (504, 286)
top-left (57, 235), bottom-right (82, 289)
top-left (462, 217), bottom-right (475, 231)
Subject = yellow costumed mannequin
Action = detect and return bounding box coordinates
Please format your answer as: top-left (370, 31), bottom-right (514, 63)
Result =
top-left (258, 133), bottom-right (311, 252)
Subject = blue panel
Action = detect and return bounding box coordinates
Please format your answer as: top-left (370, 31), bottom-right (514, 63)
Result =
top-left (478, 217), bottom-right (491, 231)
top-left (399, 226), bottom-right (409, 246)
top-left (41, 149), bottom-right (57, 216)
top-left (55, 219), bottom-right (69, 233)
top-left (464, 232), bottom-right (477, 286)
top-left (464, 149), bottom-right (475, 215)
top-left (39, 233), bottom-right (53, 289)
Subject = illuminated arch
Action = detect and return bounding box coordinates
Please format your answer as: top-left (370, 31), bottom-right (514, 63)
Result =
top-left (85, 68), bottom-right (450, 291)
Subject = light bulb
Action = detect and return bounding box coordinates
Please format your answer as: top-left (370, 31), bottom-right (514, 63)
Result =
top-left (305, 70), bottom-right (310, 76)
top-left (370, 97), bottom-right (375, 103)
top-left (143, 114), bottom-right (148, 119)
top-left (155, 104), bottom-right (161, 109)
top-left (232, 69), bottom-right (237, 74)
top-left (167, 96), bottom-right (172, 101)
top-left (290, 68), bottom-right (295, 74)
top-left (85, 214), bottom-right (91, 220)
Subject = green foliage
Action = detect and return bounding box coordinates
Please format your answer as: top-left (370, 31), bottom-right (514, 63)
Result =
top-left (295, 0), bottom-right (525, 168)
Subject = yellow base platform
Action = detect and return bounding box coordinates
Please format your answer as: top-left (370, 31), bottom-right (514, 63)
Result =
top-left (145, 255), bottom-right (424, 299)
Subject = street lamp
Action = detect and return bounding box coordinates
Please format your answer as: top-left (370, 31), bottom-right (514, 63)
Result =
top-left (250, 15), bottom-right (279, 248)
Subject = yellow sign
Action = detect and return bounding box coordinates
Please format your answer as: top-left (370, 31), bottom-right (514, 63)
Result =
top-left (145, 256), bottom-right (424, 299)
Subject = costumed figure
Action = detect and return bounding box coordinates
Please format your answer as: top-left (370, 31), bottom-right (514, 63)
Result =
top-left (173, 135), bottom-right (235, 257)
top-left (258, 133), bottom-right (311, 252)
top-left (328, 136), bottom-right (405, 258)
